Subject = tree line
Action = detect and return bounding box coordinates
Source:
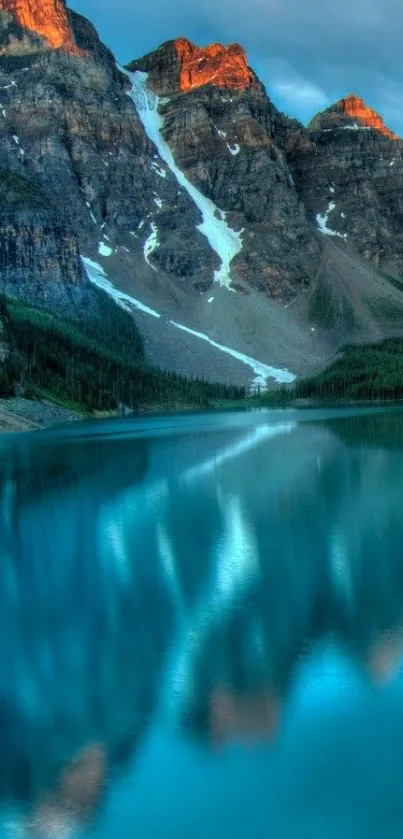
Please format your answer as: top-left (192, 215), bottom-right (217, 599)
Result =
top-left (295, 339), bottom-right (403, 401)
top-left (0, 292), bottom-right (245, 412)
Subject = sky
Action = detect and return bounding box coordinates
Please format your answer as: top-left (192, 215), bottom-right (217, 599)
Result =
top-left (71, 0), bottom-right (403, 134)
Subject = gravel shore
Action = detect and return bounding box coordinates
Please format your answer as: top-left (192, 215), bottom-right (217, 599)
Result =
top-left (0, 398), bottom-right (81, 434)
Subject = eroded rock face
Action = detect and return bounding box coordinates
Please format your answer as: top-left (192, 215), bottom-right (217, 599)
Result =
top-left (0, 210), bottom-right (87, 310)
top-left (0, 0), bottom-right (77, 51)
top-left (175, 38), bottom-right (255, 93)
top-left (0, 166), bottom-right (89, 312)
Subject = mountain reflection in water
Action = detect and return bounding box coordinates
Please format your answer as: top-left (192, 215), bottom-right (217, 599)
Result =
top-left (1, 408), bottom-right (403, 838)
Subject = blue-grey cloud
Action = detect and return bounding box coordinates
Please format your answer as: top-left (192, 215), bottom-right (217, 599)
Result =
top-left (70, 0), bottom-right (403, 134)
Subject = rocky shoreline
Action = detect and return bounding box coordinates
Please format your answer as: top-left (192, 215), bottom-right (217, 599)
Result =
top-left (0, 398), bottom-right (81, 434)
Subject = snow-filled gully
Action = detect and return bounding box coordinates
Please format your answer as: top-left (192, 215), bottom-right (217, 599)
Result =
top-left (120, 67), bottom-right (243, 289)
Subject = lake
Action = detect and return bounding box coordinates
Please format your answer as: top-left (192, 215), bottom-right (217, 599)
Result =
top-left (1, 407), bottom-right (403, 838)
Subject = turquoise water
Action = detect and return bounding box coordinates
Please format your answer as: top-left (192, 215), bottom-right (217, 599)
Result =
top-left (1, 407), bottom-right (403, 838)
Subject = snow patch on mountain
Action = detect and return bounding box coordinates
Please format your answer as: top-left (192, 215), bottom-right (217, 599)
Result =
top-left (316, 201), bottom-right (347, 240)
top-left (98, 242), bottom-right (113, 257)
top-left (151, 160), bottom-right (167, 178)
top-left (343, 123), bottom-right (371, 131)
top-left (81, 256), bottom-right (161, 318)
top-left (144, 222), bottom-right (159, 269)
top-left (170, 320), bottom-right (295, 387)
top-left (321, 124), bottom-right (371, 133)
top-left (122, 67), bottom-right (243, 289)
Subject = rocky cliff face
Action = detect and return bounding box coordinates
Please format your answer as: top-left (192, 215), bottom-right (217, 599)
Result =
top-left (0, 166), bottom-right (87, 311)
top-left (0, 0), bottom-right (78, 53)
top-left (137, 37), bottom-right (256, 95)
top-left (176, 38), bottom-right (255, 93)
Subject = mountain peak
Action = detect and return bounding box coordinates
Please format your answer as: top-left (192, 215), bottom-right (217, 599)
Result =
top-left (173, 38), bottom-right (255, 92)
top-left (0, 0), bottom-right (78, 52)
top-left (309, 93), bottom-right (398, 140)
top-left (128, 37), bottom-right (256, 96)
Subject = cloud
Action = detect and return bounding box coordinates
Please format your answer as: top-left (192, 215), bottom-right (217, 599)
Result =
top-left (272, 82), bottom-right (327, 110)
top-left (266, 60), bottom-right (329, 119)
top-left (71, 0), bottom-right (403, 134)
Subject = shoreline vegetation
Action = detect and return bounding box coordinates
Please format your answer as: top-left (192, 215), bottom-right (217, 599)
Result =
top-left (252, 338), bottom-right (403, 407)
top-left (2, 292), bottom-right (403, 432)
top-left (0, 292), bottom-right (245, 421)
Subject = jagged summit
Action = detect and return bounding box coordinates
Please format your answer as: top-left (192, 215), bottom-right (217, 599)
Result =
top-left (0, 0), bottom-right (78, 52)
top-left (174, 37), bottom-right (255, 92)
top-left (309, 93), bottom-right (398, 140)
top-left (127, 37), bottom-right (256, 96)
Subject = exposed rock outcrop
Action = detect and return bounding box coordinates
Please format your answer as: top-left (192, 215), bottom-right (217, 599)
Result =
top-left (0, 0), bottom-right (78, 53)
top-left (0, 166), bottom-right (88, 312)
top-left (175, 38), bottom-right (255, 93)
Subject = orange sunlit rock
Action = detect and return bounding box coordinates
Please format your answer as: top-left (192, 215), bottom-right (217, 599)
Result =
top-left (340, 94), bottom-right (398, 140)
top-left (0, 0), bottom-right (78, 52)
top-left (175, 37), bottom-right (255, 93)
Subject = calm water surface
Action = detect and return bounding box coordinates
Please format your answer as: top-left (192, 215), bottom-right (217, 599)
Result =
top-left (1, 407), bottom-right (403, 838)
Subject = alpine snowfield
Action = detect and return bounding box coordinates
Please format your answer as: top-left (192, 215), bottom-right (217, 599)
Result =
top-left (170, 321), bottom-right (296, 387)
top-left (121, 67), bottom-right (244, 289)
top-left (81, 256), bottom-right (161, 318)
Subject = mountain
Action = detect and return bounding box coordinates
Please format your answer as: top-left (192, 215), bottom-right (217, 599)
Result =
top-left (1, 0), bottom-right (403, 394)
top-left (309, 94), bottom-right (398, 139)
top-left (129, 37), bottom-right (320, 300)
top-left (291, 95), bottom-right (403, 272)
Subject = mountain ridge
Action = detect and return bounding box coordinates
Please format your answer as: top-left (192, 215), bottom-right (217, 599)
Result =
top-left (309, 93), bottom-right (398, 140)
